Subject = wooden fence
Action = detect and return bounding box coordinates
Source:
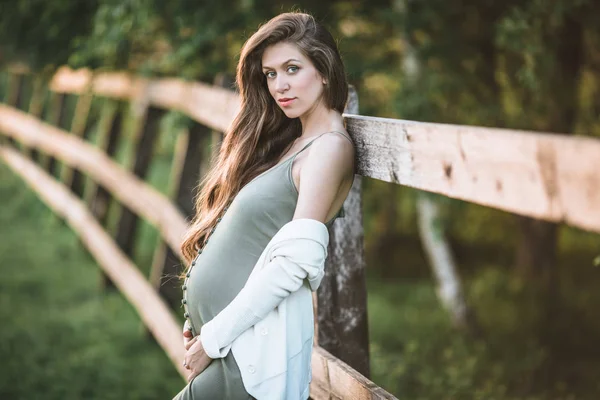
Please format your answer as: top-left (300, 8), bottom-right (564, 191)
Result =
top-left (1, 65), bottom-right (600, 399)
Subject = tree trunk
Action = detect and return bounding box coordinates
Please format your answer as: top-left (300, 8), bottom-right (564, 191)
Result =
top-left (515, 13), bottom-right (583, 283)
top-left (398, 1), bottom-right (476, 331)
top-left (416, 193), bottom-right (474, 331)
top-left (515, 216), bottom-right (558, 285)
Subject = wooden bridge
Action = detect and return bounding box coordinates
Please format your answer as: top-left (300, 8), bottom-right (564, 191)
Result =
top-left (1, 65), bottom-right (599, 399)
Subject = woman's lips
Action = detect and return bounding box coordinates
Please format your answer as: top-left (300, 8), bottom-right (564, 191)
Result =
top-left (278, 98), bottom-right (296, 107)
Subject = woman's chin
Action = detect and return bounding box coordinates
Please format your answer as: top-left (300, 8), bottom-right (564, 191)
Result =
top-left (281, 109), bottom-right (302, 119)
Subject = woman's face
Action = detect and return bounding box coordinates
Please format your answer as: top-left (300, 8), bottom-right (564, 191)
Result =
top-left (261, 41), bottom-right (326, 119)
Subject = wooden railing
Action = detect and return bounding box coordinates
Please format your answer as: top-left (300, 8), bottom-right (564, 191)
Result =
top-left (2, 65), bottom-right (600, 399)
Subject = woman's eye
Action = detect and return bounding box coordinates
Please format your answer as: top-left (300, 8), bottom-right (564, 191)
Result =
top-left (265, 66), bottom-right (298, 79)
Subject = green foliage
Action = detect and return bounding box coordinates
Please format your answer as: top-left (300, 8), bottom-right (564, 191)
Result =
top-left (67, 0), bottom-right (251, 77)
top-left (0, 1), bottom-right (97, 71)
top-left (367, 264), bottom-right (600, 399)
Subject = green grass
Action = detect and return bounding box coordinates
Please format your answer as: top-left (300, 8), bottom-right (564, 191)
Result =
top-left (0, 163), bottom-right (184, 399)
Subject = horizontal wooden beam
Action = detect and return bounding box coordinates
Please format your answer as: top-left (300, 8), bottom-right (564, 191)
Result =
top-left (311, 346), bottom-right (397, 400)
top-left (48, 66), bottom-right (240, 132)
top-left (0, 104), bottom-right (188, 259)
top-left (0, 145), bottom-right (188, 379)
top-left (19, 66), bottom-right (600, 234)
top-left (347, 115), bottom-right (600, 234)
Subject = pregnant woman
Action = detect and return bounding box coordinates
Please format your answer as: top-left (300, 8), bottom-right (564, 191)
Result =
top-left (172, 11), bottom-right (355, 400)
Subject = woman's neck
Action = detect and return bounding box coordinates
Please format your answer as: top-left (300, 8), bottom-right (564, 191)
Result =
top-left (298, 106), bottom-right (344, 139)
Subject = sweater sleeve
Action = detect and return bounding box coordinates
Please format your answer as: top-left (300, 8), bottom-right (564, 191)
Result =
top-left (199, 237), bottom-right (327, 359)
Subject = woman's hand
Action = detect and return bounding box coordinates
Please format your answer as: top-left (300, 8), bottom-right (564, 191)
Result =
top-left (182, 336), bottom-right (214, 382)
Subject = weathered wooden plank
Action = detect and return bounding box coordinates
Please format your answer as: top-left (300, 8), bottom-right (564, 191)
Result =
top-left (318, 86), bottom-right (370, 377)
top-left (44, 66), bottom-right (600, 234)
top-left (48, 66), bottom-right (240, 132)
top-left (0, 104), bottom-right (187, 257)
top-left (310, 346), bottom-right (397, 400)
top-left (345, 115), bottom-right (600, 234)
top-left (0, 145), bottom-right (188, 379)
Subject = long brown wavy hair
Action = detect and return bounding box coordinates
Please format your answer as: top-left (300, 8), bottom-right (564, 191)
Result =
top-left (179, 11), bottom-right (348, 273)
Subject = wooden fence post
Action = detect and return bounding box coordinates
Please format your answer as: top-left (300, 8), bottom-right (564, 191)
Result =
top-left (59, 89), bottom-right (94, 197)
top-left (317, 85), bottom-right (371, 378)
top-left (204, 73), bottom-right (232, 175)
top-left (86, 100), bottom-right (124, 225)
top-left (4, 73), bottom-right (25, 147)
top-left (42, 91), bottom-right (68, 177)
top-left (101, 104), bottom-right (165, 290)
top-left (24, 75), bottom-right (47, 162)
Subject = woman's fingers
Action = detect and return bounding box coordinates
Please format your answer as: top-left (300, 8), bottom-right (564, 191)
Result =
top-left (183, 337), bottom-right (213, 382)
top-left (184, 336), bottom-right (198, 351)
top-left (187, 369), bottom-right (200, 382)
top-left (186, 359), bottom-right (211, 382)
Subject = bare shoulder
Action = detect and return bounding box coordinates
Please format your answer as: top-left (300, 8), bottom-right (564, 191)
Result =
top-left (304, 130), bottom-right (355, 178)
top-left (292, 130), bottom-right (355, 223)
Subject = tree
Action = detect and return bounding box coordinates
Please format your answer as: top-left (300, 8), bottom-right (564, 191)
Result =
top-left (0, 1), bottom-right (98, 71)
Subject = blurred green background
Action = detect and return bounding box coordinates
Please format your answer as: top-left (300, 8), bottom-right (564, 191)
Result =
top-left (1, 0), bottom-right (600, 399)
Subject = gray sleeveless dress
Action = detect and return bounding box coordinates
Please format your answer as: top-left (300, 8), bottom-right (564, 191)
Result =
top-left (172, 131), bottom-right (352, 400)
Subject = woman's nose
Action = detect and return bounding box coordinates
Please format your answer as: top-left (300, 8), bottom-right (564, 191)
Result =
top-left (275, 76), bottom-right (289, 92)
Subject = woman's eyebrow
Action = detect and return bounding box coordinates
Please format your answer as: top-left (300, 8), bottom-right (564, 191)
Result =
top-left (262, 58), bottom-right (302, 70)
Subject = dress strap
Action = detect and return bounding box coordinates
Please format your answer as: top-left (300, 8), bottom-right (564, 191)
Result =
top-left (293, 130), bottom-right (352, 158)
top-left (327, 130), bottom-right (353, 145)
